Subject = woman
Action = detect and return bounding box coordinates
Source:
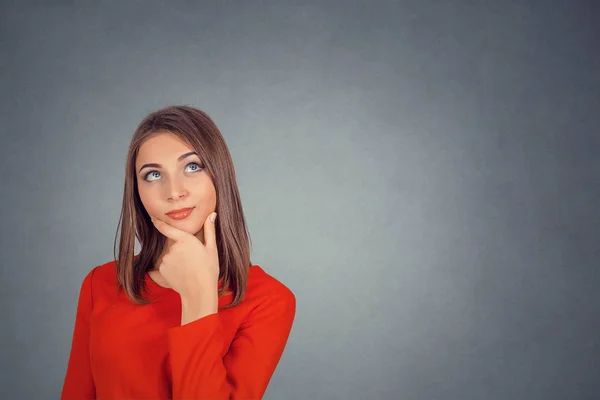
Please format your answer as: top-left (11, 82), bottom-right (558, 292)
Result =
top-left (61, 105), bottom-right (296, 400)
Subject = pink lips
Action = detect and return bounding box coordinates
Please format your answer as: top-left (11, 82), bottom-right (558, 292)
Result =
top-left (166, 207), bottom-right (194, 220)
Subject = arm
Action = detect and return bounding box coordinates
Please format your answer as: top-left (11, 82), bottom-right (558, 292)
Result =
top-left (60, 267), bottom-right (97, 400)
top-left (167, 287), bottom-right (296, 399)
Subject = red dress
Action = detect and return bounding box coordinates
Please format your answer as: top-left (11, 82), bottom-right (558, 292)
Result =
top-left (61, 259), bottom-right (296, 399)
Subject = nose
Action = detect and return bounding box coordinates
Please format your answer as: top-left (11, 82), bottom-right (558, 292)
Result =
top-left (166, 177), bottom-right (188, 200)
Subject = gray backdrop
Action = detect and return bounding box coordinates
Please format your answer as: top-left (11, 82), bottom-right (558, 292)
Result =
top-left (1, 1), bottom-right (599, 399)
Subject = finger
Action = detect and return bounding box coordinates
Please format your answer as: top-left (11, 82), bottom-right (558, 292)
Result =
top-left (151, 216), bottom-right (189, 242)
top-left (204, 212), bottom-right (217, 249)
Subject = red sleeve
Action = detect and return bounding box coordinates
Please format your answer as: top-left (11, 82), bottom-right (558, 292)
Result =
top-left (61, 267), bottom-right (97, 400)
top-left (167, 287), bottom-right (296, 400)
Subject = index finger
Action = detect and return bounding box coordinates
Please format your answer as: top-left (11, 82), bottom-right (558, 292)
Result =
top-left (151, 217), bottom-right (189, 242)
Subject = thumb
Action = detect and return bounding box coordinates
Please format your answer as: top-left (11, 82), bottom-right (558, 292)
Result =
top-left (204, 212), bottom-right (217, 249)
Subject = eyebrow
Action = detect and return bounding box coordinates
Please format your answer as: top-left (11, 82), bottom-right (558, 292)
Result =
top-left (138, 151), bottom-right (199, 174)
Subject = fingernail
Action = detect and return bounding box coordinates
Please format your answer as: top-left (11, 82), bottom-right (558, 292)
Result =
top-left (210, 212), bottom-right (217, 223)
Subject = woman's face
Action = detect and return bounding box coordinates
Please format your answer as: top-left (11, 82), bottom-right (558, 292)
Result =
top-left (135, 132), bottom-right (216, 239)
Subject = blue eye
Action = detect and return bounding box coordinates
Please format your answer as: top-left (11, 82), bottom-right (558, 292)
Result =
top-left (146, 171), bottom-right (161, 181)
top-left (143, 162), bottom-right (204, 182)
top-left (186, 163), bottom-right (201, 172)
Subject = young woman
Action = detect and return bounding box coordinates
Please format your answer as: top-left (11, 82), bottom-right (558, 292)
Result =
top-left (61, 105), bottom-right (296, 400)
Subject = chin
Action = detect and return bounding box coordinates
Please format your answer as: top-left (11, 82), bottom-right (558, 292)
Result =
top-left (187, 221), bottom-right (205, 234)
top-left (166, 216), bottom-right (197, 228)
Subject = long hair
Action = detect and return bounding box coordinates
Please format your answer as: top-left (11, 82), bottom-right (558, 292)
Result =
top-left (113, 105), bottom-right (252, 308)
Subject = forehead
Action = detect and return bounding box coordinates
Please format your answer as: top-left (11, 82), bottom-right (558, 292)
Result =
top-left (136, 132), bottom-right (194, 163)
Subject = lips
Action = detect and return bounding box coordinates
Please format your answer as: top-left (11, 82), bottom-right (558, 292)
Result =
top-left (166, 207), bottom-right (195, 220)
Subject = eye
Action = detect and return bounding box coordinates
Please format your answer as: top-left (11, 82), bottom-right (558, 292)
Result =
top-left (143, 162), bottom-right (204, 182)
top-left (145, 171), bottom-right (161, 182)
top-left (185, 162), bottom-right (203, 173)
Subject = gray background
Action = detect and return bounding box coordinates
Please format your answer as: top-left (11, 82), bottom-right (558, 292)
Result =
top-left (1, 1), bottom-right (599, 399)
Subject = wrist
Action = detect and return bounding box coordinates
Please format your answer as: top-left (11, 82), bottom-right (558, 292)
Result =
top-left (180, 290), bottom-right (218, 325)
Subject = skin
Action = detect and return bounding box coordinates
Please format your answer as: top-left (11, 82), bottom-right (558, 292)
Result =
top-left (135, 132), bottom-right (219, 324)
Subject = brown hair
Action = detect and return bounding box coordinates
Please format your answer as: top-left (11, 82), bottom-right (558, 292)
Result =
top-left (113, 105), bottom-right (252, 308)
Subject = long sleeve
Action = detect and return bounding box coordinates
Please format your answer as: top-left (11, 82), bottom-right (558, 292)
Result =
top-left (61, 267), bottom-right (97, 400)
top-left (167, 287), bottom-right (296, 400)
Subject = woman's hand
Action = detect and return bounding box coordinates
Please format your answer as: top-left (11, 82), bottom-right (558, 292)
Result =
top-left (151, 212), bottom-right (219, 301)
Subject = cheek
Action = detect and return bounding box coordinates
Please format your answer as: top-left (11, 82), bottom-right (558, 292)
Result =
top-left (197, 189), bottom-right (217, 212)
top-left (137, 185), bottom-right (160, 215)
top-left (199, 188), bottom-right (216, 201)
top-left (192, 178), bottom-right (217, 204)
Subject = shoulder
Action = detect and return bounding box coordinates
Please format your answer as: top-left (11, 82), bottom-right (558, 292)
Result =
top-left (78, 259), bottom-right (119, 300)
top-left (247, 265), bottom-right (295, 300)
top-left (80, 259), bottom-right (118, 289)
top-left (92, 259), bottom-right (119, 284)
top-left (73, 260), bottom-right (117, 308)
top-left (243, 265), bottom-right (296, 316)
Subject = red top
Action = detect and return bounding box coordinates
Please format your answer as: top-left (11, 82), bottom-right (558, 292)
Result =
top-left (61, 259), bottom-right (296, 400)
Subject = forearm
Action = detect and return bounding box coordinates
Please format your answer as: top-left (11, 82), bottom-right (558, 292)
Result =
top-left (168, 286), bottom-right (296, 400)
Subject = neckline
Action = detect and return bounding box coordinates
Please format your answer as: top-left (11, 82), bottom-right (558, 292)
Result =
top-left (145, 270), bottom-right (175, 291)
top-left (144, 265), bottom-right (260, 293)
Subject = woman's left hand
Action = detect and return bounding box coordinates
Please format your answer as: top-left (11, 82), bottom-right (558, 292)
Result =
top-left (151, 212), bottom-right (219, 300)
